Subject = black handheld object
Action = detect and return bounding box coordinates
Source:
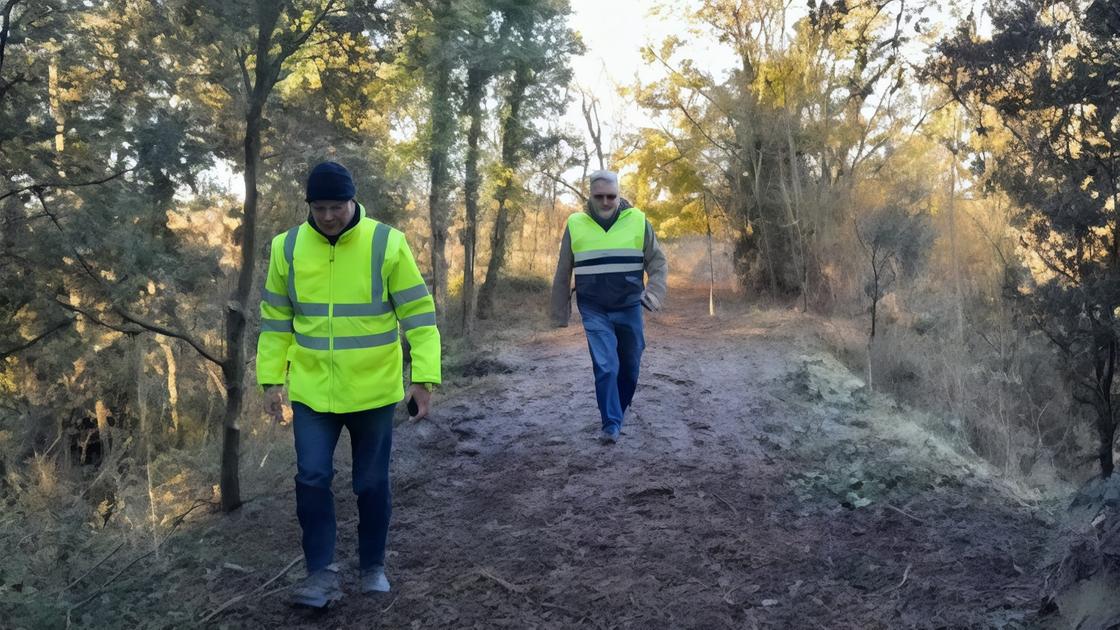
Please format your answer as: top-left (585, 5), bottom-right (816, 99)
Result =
top-left (407, 395), bottom-right (419, 417)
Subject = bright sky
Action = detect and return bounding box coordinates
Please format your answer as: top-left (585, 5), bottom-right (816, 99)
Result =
top-left (565, 0), bottom-right (736, 156)
top-left (564, 0), bottom-right (991, 162)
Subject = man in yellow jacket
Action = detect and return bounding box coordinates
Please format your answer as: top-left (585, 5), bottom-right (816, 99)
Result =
top-left (257, 161), bottom-right (440, 608)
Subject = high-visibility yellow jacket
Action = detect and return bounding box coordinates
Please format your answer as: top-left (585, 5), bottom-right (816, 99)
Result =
top-left (256, 204), bottom-right (440, 413)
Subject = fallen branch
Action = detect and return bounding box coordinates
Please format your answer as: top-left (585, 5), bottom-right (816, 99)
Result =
top-left (885, 503), bottom-right (925, 524)
top-left (478, 569), bottom-right (528, 594)
top-left (56, 541), bottom-right (126, 595)
top-left (68, 500), bottom-right (210, 612)
top-left (199, 553), bottom-right (302, 623)
top-left (889, 563), bottom-right (912, 591)
top-left (261, 583), bottom-right (293, 599)
top-left (712, 492), bottom-right (740, 518)
top-left (199, 517), bottom-right (355, 622)
top-left (540, 601), bottom-right (582, 617)
top-left (42, 432), bottom-right (63, 458)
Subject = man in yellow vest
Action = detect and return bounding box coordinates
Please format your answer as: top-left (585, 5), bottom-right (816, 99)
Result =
top-left (257, 161), bottom-right (440, 608)
top-left (550, 169), bottom-right (668, 444)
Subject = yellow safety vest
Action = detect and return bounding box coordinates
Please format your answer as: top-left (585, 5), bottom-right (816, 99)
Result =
top-left (568, 208), bottom-right (647, 311)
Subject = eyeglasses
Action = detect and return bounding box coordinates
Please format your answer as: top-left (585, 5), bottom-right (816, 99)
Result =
top-left (592, 194), bottom-right (617, 201)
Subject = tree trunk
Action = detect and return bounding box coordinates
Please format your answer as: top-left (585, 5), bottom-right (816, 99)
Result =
top-left (137, 338), bottom-right (160, 552)
top-left (784, 120), bottom-right (809, 311)
top-left (220, 41), bottom-right (271, 508)
top-left (477, 49), bottom-right (532, 320)
top-left (869, 250), bottom-right (881, 340)
top-left (529, 186), bottom-right (549, 273)
top-left (460, 67), bottom-right (486, 334)
top-left (426, 1), bottom-right (455, 312)
top-left (870, 294), bottom-right (879, 339)
top-left (705, 194), bottom-right (715, 316)
top-left (158, 338), bottom-right (180, 435)
top-left (947, 117), bottom-right (965, 345)
top-left (1096, 394), bottom-right (1116, 478)
top-left (1099, 420), bottom-right (1116, 478)
top-left (777, 156), bottom-right (804, 304)
top-left (746, 152), bottom-right (778, 294)
top-left (95, 399), bottom-right (111, 458)
top-left (220, 95), bottom-right (267, 512)
top-left (1096, 340), bottom-right (1118, 478)
top-left (215, 0), bottom-right (311, 511)
top-left (48, 58), bottom-right (64, 156)
top-left (477, 201), bottom-right (512, 319)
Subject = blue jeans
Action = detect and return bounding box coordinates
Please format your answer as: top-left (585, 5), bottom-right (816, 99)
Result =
top-left (578, 303), bottom-right (646, 432)
top-left (292, 401), bottom-right (394, 572)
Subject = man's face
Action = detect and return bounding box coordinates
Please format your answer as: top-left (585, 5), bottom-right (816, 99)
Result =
top-left (310, 199), bottom-right (355, 236)
top-left (589, 179), bottom-right (620, 218)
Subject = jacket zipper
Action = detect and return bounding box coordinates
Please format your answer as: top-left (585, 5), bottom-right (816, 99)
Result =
top-left (328, 244), bottom-right (335, 412)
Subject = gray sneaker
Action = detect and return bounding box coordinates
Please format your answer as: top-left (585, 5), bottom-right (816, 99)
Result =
top-left (599, 428), bottom-right (619, 444)
top-left (360, 565), bottom-right (391, 593)
top-left (289, 566), bottom-right (343, 608)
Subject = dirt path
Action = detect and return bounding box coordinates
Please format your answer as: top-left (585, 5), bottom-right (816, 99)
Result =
top-left (213, 288), bottom-right (1054, 629)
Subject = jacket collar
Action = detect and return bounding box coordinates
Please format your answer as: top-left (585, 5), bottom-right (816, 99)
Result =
top-left (584, 197), bottom-right (632, 231)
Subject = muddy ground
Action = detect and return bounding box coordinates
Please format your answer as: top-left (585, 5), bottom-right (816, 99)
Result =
top-left (172, 287), bottom-right (1063, 630)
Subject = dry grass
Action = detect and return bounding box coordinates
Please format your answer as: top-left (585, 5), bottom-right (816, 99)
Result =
top-left (814, 292), bottom-right (1086, 495)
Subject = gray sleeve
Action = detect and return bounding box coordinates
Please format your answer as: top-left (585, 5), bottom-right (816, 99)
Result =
top-left (550, 227), bottom-right (575, 326)
top-left (642, 221), bottom-right (668, 311)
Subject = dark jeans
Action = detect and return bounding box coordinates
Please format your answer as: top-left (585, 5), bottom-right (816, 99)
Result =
top-left (578, 303), bottom-right (646, 432)
top-left (292, 401), bottom-right (394, 572)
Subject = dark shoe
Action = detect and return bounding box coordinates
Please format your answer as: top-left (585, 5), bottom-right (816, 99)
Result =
top-left (289, 566), bottom-right (343, 608)
top-left (360, 565), bottom-right (391, 593)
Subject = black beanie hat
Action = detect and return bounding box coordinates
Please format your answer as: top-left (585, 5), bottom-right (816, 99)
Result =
top-left (305, 161), bottom-right (356, 202)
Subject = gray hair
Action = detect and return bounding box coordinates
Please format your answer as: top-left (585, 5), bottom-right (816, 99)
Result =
top-left (588, 169), bottom-right (619, 187)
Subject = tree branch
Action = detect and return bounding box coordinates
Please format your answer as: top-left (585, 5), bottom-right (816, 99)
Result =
top-left (35, 191), bottom-right (226, 367)
top-left (55, 297), bottom-right (225, 367)
top-left (55, 299), bottom-right (142, 335)
top-left (0, 168), bottom-right (135, 203)
top-left (236, 46), bottom-right (253, 96)
top-left (537, 169), bottom-right (586, 202)
top-left (280, 0), bottom-right (337, 60)
top-left (1030, 313), bottom-right (1072, 354)
top-left (112, 305), bottom-right (225, 367)
top-left (1023, 234), bottom-right (1081, 285)
top-left (645, 47), bottom-right (732, 120)
top-left (0, 317), bottom-right (71, 359)
top-left (676, 102), bottom-right (737, 156)
top-left (34, 189), bottom-right (104, 286)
